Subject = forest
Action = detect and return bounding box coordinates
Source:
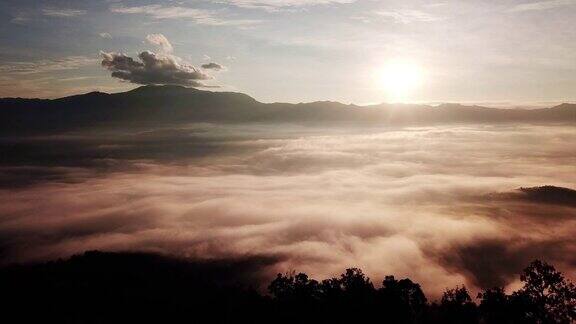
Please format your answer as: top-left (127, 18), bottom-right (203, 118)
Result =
top-left (1, 251), bottom-right (574, 324)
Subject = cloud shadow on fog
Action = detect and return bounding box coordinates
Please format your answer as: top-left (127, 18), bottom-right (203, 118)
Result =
top-left (429, 238), bottom-right (574, 289)
top-left (0, 125), bottom-right (266, 188)
top-left (428, 185), bottom-right (576, 289)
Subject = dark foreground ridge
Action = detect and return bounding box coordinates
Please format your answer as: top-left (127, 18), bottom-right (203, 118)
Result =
top-left (1, 251), bottom-right (574, 324)
top-left (1, 85), bottom-right (575, 135)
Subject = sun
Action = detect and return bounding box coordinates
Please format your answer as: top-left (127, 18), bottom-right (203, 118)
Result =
top-left (375, 60), bottom-right (424, 103)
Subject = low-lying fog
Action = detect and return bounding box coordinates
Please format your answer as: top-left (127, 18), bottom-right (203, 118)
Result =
top-left (1, 124), bottom-right (575, 297)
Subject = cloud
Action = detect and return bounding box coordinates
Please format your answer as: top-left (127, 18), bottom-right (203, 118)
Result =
top-left (111, 5), bottom-right (207, 19)
top-left (42, 8), bottom-right (87, 17)
top-left (201, 62), bottom-right (225, 70)
top-left (374, 9), bottom-right (443, 24)
top-left (110, 5), bottom-right (260, 26)
top-left (218, 0), bottom-right (357, 11)
top-left (0, 56), bottom-right (97, 75)
top-left (102, 34), bottom-right (223, 87)
top-left (10, 14), bottom-right (32, 25)
top-left (1, 125), bottom-right (575, 297)
top-left (146, 34), bottom-right (174, 54)
top-left (101, 51), bottom-right (210, 87)
top-left (509, 0), bottom-right (576, 12)
top-left (99, 32), bottom-right (113, 39)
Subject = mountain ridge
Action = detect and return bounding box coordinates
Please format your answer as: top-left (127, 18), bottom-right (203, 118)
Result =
top-left (1, 85), bottom-right (574, 135)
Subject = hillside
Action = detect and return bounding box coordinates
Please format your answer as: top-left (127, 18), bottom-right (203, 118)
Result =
top-left (0, 85), bottom-right (575, 135)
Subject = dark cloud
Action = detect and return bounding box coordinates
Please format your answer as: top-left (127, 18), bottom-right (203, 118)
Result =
top-left (101, 51), bottom-right (210, 86)
top-left (201, 62), bottom-right (225, 70)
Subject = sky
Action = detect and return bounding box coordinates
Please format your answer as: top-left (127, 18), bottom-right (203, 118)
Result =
top-left (1, 0), bottom-right (576, 105)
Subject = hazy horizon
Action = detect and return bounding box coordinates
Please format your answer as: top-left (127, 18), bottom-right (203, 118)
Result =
top-left (4, 84), bottom-right (576, 109)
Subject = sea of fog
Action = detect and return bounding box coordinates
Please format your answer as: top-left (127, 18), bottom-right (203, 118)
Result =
top-left (1, 124), bottom-right (575, 297)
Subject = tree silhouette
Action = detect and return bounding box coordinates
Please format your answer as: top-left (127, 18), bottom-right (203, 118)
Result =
top-left (478, 287), bottom-right (519, 324)
top-left (1, 252), bottom-right (575, 324)
top-left (514, 260), bottom-right (576, 323)
top-left (379, 275), bottom-right (428, 323)
top-left (437, 286), bottom-right (479, 324)
top-left (268, 272), bottom-right (321, 302)
top-left (339, 267), bottom-right (374, 293)
top-left (268, 272), bottom-right (323, 323)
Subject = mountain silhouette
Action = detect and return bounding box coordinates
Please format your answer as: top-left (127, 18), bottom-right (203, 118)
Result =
top-left (518, 185), bottom-right (576, 207)
top-left (1, 85), bottom-right (575, 135)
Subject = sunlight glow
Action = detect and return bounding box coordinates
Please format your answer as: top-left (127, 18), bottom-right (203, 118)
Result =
top-left (375, 60), bottom-right (424, 103)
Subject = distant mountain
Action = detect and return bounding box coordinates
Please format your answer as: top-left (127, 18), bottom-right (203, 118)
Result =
top-left (1, 85), bottom-right (574, 135)
top-left (518, 186), bottom-right (576, 207)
